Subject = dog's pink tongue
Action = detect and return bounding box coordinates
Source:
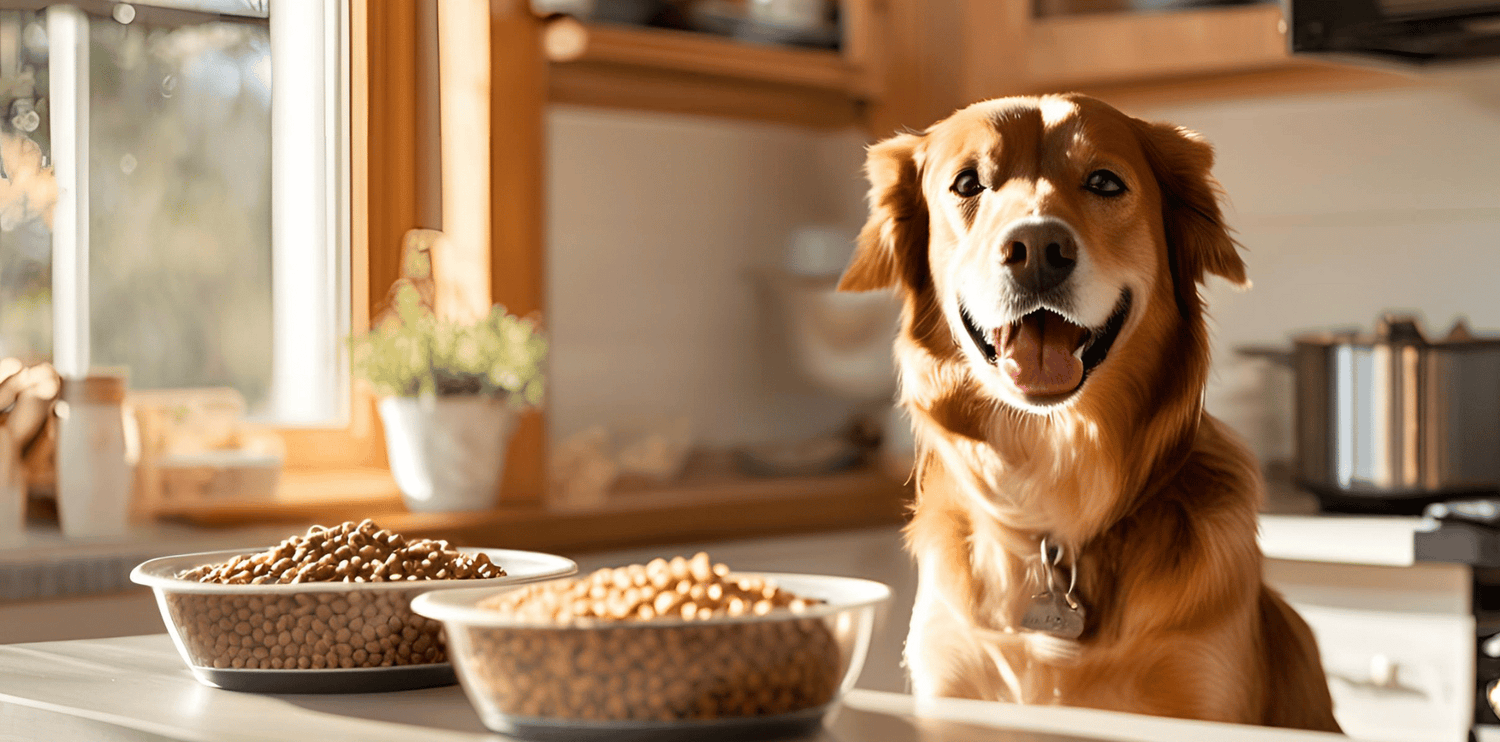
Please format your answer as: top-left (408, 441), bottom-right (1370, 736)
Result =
top-left (999, 311), bottom-right (1086, 396)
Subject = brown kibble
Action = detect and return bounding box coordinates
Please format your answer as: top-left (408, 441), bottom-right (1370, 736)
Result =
top-left (178, 522), bottom-right (504, 586)
top-left (165, 521), bottom-right (501, 673)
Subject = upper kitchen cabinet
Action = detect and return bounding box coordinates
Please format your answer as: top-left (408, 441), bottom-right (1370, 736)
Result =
top-left (509, 1), bottom-right (1423, 135)
top-left (957, 1), bottom-right (1418, 114)
top-left (535, 0), bottom-right (880, 128)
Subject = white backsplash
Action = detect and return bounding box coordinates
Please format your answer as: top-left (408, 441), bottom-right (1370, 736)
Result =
top-left (1141, 85), bottom-right (1500, 463)
top-left (545, 84), bottom-right (1500, 463)
top-left (545, 106), bottom-right (873, 449)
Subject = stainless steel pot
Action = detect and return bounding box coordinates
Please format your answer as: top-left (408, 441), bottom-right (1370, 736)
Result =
top-left (1286, 314), bottom-right (1500, 508)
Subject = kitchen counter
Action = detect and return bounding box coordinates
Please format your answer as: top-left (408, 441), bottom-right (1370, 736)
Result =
top-left (0, 511), bottom-right (1455, 650)
top-left (0, 462), bottom-right (1452, 605)
top-left (0, 634), bottom-right (1345, 742)
top-left (0, 518), bottom-right (1479, 739)
top-left (0, 461), bottom-right (1466, 609)
top-left (0, 520), bottom-right (299, 603)
top-left (0, 512), bottom-right (1444, 603)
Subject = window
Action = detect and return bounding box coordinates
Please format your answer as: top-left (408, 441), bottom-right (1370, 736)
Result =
top-left (0, 0), bottom-right (347, 424)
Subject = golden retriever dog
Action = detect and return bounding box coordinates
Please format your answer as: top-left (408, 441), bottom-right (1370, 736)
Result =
top-left (840, 94), bottom-right (1340, 732)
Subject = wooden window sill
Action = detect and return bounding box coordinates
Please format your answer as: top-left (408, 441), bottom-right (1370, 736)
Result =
top-left (154, 464), bottom-right (911, 554)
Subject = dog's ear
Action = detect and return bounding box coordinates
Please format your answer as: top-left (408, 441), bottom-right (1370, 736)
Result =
top-left (1133, 122), bottom-right (1247, 312)
top-left (840, 132), bottom-right (928, 292)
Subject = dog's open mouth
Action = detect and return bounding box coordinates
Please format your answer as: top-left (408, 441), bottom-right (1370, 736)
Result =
top-left (961, 290), bottom-right (1132, 402)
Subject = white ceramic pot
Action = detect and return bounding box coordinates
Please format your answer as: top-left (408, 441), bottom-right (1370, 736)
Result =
top-left (377, 396), bottom-right (519, 513)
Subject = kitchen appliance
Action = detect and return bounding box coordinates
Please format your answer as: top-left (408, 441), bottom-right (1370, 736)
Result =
top-left (1279, 314), bottom-right (1500, 513)
top-left (1288, 0), bottom-right (1500, 65)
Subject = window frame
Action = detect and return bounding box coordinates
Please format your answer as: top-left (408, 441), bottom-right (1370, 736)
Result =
top-left (41, 0), bottom-right (349, 427)
top-left (272, 0), bottom-right (414, 474)
top-left (157, 0), bottom-right (547, 499)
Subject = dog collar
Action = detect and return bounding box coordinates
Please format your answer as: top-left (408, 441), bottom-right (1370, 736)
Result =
top-left (1021, 536), bottom-right (1086, 640)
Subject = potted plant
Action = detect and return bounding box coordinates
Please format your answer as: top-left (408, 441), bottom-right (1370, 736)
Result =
top-left (352, 280), bottom-right (546, 513)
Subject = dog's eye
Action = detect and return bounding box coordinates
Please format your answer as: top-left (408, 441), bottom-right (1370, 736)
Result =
top-left (1084, 169), bottom-right (1126, 197)
top-left (951, 169), bottom-right (984, 198)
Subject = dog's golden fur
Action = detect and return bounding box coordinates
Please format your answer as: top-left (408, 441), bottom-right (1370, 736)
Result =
top-left (841, 95), bottom-right (1340, 731)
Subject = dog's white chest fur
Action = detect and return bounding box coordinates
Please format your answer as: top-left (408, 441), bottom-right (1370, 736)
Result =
top-left (906, 534), bottom-right (1084, 705)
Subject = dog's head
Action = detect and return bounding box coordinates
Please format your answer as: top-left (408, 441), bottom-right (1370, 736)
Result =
top-left (842, 95), bottom-right (1244, 417)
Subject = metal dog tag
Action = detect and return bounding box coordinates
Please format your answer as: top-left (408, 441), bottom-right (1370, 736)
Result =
top-left (1021, 590), bottom-right (1085, 640)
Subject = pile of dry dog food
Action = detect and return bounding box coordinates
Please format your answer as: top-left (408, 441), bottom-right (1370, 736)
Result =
top-left (464, 553), bottom-right (842, 722)
top-left (480, 552), bottom-right (811, 623)
top-left (178, 519), bottom-right (503, 584)
top-left (166, 520), bottom-right (505, 670)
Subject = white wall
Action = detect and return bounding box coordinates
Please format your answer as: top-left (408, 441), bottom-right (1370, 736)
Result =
top-left (1138, 85), bottom-right (1500, 461)
top-left (547, 83), bottom-right (1500, 465)
top-left (545, 106), bottom-right (874, 449)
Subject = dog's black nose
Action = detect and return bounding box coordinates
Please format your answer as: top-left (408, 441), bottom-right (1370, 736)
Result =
top-left (1002, 221), bottom-right (1077, 294)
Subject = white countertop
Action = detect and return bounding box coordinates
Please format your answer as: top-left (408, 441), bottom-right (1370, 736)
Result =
top-left (1258, 514), bottom-right (1434, 567)
top-left (0, 634), bottom-right (1347, 742)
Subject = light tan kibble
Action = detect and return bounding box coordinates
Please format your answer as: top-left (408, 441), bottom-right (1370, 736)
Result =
top-left (464, 558), bottom-right (841, 723)
top-left (688, 552), bottom-right (713, 583)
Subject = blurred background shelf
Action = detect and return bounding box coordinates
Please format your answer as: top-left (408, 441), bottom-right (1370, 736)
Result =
top-left (524, 2), bottom-right (1422, 143)
top-left (388, 463), bottom-right (911, 553)
top-left (149, 468), bottom-right (405, 527)
top-left (153, 461), bottom-right (910, 554)
top-left (545, 20), bottom-right (869, 127)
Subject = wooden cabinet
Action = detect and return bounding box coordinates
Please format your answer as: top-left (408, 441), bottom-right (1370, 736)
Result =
top-left (544, 20), bottom-right (871, 128)
top-left (1265, 559), bottom-right (1475, 742)
top-left (954, 2), bottom-right (1416, 116)
top-left (535, 1), bottom-right (880, 129)
top-left (860, 1), bottom-right (1419, 133)
top-left (501, 2), bottom-right (1419, 137)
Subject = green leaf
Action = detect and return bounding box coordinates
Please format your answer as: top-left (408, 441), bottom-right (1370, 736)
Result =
top-left (350, 300), bottom-right (546, 408)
